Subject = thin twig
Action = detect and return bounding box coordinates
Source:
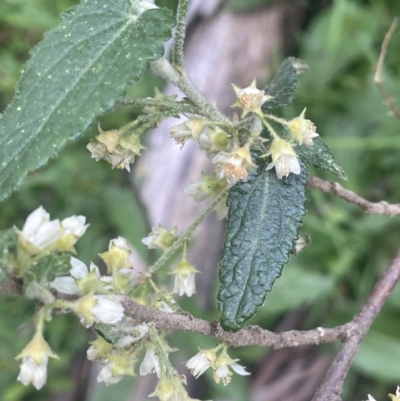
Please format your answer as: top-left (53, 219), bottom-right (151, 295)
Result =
top-left (122, 297), bottom-right (355, 348)
top-left (312, 249), bottom-right (400, 401)
top-left (308, 175), bottom-right (400, 216)
top-left (374, 17), bottom-right (400, 120)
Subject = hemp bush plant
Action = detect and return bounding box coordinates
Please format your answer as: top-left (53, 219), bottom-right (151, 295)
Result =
top-left (1, 1), bottom-right (400, 400)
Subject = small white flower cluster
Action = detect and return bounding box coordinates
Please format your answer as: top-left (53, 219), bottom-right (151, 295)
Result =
top-left (20, 206), bottom-right (88, 252)
top-left (87, 125), bottom-right (144, 172)
top-left (88, 325), bottom-right (149, 386)
top-left (186, 347), bottom-right (250, 386)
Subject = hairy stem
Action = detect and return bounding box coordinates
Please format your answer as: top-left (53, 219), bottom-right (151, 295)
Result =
top-left (148, 189), bottom-right (228, 274)
top-left (150, 57), bottom-right (232, 124)
top-left (172, 0), bottom-right (189, 70)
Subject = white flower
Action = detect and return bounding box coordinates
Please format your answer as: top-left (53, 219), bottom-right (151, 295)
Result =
top-left (185, 173), bottom-right (228, 204)
top-left (21, 206), bottom-right (62, 249)
top-left (287, 108), bottom-right (319, 146)
top-left (186, 350), bottom-right (215, 378)
top-left (169, 118), bottom-right (206, 147)
top-left (92, 296), bottom-right (125, 325)
top-left (61, 215), bottom-right (89, 237)
top-left (49, 257), bottom-right (100, 295)
top-left (140, 346), bottom-right (161, 378)
top-left (169, 260), bottom-right (199, 297)
top-left (185, 180), bottom-right (210, 203)
top-left (213, 361), bottom-right (250, 385)
top-left (141, 225), bottom-right (177, 251)
top-left (231, 79), bottom-right (271, 117)
top-left (266, 139), bottom-right (301, 179)
top-left (97, 361), bottom-right (123, 386)
top-left (16, 332), bottom-right (58, 390)
top-left (99, 236), bottom-right (133, 271)
top-left (17, 356), bottom-right (48, 390)
top-left (49, 276), bottom-right (79, 295)
top-left (213, 146), bottom-right (254, 185)
top-left (212, 348), bottom-right (250, 385)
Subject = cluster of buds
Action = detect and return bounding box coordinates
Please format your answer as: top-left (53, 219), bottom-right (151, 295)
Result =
top-left (87, 124), bottom-right (144, 172)
top-left (18, 206), bottom-right (88, 255)
top-left (87, 334), bottom-right (139, 386)
top-left (170, 117), bottom-right (232, 154)
top-left (186, 345), bottom-right (250, 386)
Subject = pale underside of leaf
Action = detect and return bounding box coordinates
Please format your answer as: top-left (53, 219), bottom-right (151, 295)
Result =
top-left (0, 0), bottom-right (175, 201)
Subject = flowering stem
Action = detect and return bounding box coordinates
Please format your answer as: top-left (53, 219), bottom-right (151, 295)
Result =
top-left (172, 0), bottom-right (188, 71)
top-left (149, 324), bottom-right (181, 383)
top-left (148, 279), bottom-right (180, 313)
top-left (264, 113), bottom-right (289, 126)
top-left (260, 116), bottom-right (281, 141)
top-left (148, 189), bottom-right (229, 274)
top-left (151, 57), bottom-right (232, 125)
top-left (34, 307), bottom-right (47, 335)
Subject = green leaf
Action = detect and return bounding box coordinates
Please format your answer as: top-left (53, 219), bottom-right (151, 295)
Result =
top-left (23, 253), bottom-right (71, 287)
top-left (262, 57), bottom-right (307, 110)
top-left (0, 0), bottom-right (175, 201)
top-left (217, 156), bottom-right (308, 332)
top-left (296, 136), bottom-right (347, 180)
top-left (0, 228), bottom-right (18, 277)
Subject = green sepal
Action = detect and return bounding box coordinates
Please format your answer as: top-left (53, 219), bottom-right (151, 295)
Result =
top-left (0, 0), bottom-right (175, 201)
top-left (296, 136), bottom-right (347, 180)
top-left (262, 57), bottom-right (307, 110)
top-left (217, 154), bottom-right (308, 332)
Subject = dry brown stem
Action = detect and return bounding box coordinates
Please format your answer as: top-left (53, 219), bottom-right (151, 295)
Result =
top-left (122, 297), bottom-right (352, 348)
top-left (312, 249), bottom-right (400, 401)
top-left (308, 175), bottom-right (400, 216)
top-left (374, 17), bottom-right (400, 120)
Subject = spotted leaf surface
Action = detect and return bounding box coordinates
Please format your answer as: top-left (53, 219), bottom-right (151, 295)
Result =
top-left (0, 0), bottom-right (175, 200)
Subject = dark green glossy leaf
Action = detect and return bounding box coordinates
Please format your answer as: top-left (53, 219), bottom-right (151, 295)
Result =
top-left (0, 0), bottom-right (175, 201)
top-left (262, 57), bottom-right (307, 110)
top-left (217, 156), bottom-right (308, 332)
top-left (296, 136), bottom-right (347, 180)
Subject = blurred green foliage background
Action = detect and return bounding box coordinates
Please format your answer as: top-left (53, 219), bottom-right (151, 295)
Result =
top-left (1, 0), bottom-right (400, 400)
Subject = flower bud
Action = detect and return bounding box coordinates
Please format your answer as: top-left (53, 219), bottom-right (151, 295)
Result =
top-left (170, 118), bottom-right (206, 147)
top-left (99, 237), bottom-right (132, 272)
top-left (141, 225), bottom-right (177, 251)
top-left (287, 109), bottom-right (319, 146)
